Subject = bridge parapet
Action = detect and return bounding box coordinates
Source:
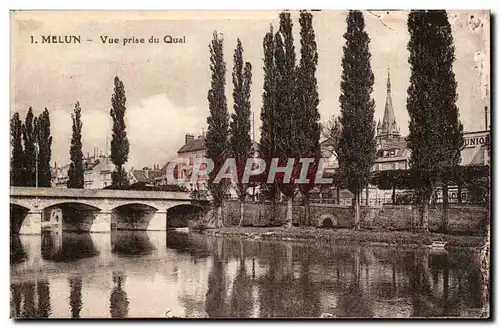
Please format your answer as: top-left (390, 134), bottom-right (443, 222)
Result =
top-left (10, 186), bottom-right (194, 201)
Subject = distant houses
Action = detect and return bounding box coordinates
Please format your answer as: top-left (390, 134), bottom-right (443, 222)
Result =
top-left (51, 151), bottom-right (113, 189)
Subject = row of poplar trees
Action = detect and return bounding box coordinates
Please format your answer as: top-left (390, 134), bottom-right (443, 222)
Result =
top-left (10, 108), bottom-right (53, 187)
top-left (11, 76), bottom-right (130, 189)
top-left (205, 11), bottom-right (321, 227)
top-left (67, 76), bottom-right (131, 189)
top-left (205, 10), bottom-right (464, 233)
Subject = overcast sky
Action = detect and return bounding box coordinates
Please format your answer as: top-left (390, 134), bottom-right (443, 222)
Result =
top-left (11, 10), bottom-right (490, 170)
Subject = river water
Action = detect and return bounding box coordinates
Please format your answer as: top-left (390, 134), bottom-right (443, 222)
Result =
top-left (10, 230), bottom-right (485, 318)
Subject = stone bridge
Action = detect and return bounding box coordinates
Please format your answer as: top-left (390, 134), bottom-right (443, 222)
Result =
top-left (10, 187), bottom-right (208, 235)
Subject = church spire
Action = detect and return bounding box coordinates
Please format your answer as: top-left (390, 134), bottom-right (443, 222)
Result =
top-left (386, 66), bottom-right (391, 93)
top-left (381, 66), bottom-right (399, 139)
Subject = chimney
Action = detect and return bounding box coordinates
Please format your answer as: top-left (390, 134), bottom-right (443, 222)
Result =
top-left (185, 133), bottom-right (195, 144)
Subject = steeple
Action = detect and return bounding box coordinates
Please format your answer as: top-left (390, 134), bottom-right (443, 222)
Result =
top-left (380, 66), bottom-right (399, 139)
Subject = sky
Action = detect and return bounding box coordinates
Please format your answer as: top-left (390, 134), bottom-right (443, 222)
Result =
top-left (11, 10), bottom-right (490, 170)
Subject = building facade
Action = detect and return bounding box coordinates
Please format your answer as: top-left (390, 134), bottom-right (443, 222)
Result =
top-left (128, 165), bottom-right (162, 187)
top-left (51, 152), bottom-right (113, 189)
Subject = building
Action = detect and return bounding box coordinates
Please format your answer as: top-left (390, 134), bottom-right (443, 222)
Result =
top-left (176, 134), bottom-right (209, 192)
top-left (128, 165), bottom-right (162, 187)
top-left (51, 150), bottom-right (113, 189)
top-left (374, 68), bottom-right (409, 172)
top-left (52, 164), bottom-right (71, 188)
top-left (169, 133), bottom-right (259, 199)
top-left (83, 153), bottom-right (114, 189)
top-left (461, 130), bottom-right (490, 166)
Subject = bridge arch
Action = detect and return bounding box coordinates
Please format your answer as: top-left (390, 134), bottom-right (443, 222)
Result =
top-left (10, 203), bottom-right (31, 235)
top-left (111, 203), bottom-right (161, 231)
top-left (43, 202), bottom-right (102, 233)
top-left (167, 204), bottom-right (205, 228)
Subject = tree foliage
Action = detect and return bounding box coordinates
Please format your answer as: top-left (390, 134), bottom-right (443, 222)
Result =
top-left (10, 112), bottom-right (24, 186)
top-left (406, 10), bottom-right (463, 231)
top-left (206, 31), bottom-right (230, 209)
top-left (229, 38), bottom-right (253, 201)
top-left (68, 102), bottom-right (84, 188)
top-left (259, 24), bottom-right (279, 204)
top-left (37, 108), bottom-right (53, 187)
top-left (337, 11), bottom-right (376, 228)
top-left (295, 11), bottom-right (321, 225)
top-left (21, 107), bottom-right (37, 186)
top-left (110, 76), bottom-right (130, 188)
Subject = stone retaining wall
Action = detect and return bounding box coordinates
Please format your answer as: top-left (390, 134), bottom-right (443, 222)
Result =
top-left (222, 201), bottom-right (487, 234)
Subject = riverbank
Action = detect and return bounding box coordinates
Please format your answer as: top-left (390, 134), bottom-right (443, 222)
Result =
top-left (202, 226), bottom-right (486, 248)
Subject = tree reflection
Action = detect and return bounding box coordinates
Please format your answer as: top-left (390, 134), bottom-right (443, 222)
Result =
top-left (337, 246), bottom-right (373, 317)
top-left (205, 238), bottom-right (228, 318)
top-left (69, 276), bottom-right (83, 318)
top-left (228, 240), bottom-right (253, 318)
top-left (410, 250), bottom-right (441, 317)
top-left (109, 271), bottom-right (129, 318)
top-left (10, 280), bottom-right (51, 318)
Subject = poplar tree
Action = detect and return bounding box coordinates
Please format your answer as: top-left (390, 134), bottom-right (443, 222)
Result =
top-left (110, 76), bottom-right (130, 189)
top-left (229, 38), bottom-right (253, 226)
top-left (10, 112), bottom-right (24, 186)
top-left (68, 102), bottom-right (84, 188)
top-left (22, 107), bottom-right (37, 186)
top-left (337, 11), bottom-right (377, 230)
top-left (296, 11), bottom-right (321, 226)
top-left (206, 31), bottom-right (229, 227)
top-left (406, 10), bottom-right (464, 233)
top-left (37, 108), bottom-right (53, 187)
top-left (259, 25), bottom-right (279, 224)
top-left (275, 12), bottom-right (299, 228)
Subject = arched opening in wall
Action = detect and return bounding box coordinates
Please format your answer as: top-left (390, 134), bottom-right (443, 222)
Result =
top-left (322, 217), bottom-right (334, 229)
top-left (111, 203), bottom-right (159, 231)
top-left (43, 202), bottom-right (101, 233)
top-left (167, 204), bottom-right (204, 228)
top-left (10, 203), bottom-right (30, 235)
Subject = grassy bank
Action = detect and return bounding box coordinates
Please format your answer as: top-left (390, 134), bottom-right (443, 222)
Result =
top-left (202, 226), bottom-right (486, 248)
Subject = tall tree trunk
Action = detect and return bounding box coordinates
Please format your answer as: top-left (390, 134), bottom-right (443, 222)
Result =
top-left (303, 193), bottom-right (310, 226)
top-left (365, 187), bottom-right (369, 206)
top-left (420, 199), bottom-right (429, 233)
top-left (271, 197), bottom-right (276, 226)
top-left (392, 184), bottom-right (396, 205)
top-left (286, 197), bottom-right (293, 228)
top-left (336, 187), bottom-right (340, 204)
top-left (457, 183), bottom-right (462, 205)
top-left (442, 184), bottom-right (449, 233)
top-left (238, 200), bottom-right (245, 227)
top-left (354, 193), bottom-right (360, 229)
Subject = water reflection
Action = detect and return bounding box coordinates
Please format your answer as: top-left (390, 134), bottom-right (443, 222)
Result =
top-left (69, 276), bottom-right (83, 318)
top-left (110, 271), bottom-right (129, 318)
top-left (41, 232), bottom-right (99, 262)
top-left (111, 230), bottom-right (155, 256)
top-left (10, 235), bottom-right (27, 264)
top-left (10, 280), bottom-right (51, 318)
top-left (10, 230), bottom-right (486, 318)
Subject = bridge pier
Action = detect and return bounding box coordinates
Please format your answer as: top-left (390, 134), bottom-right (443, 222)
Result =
top-left (146, 211), bottom-right (167, 231)
top-left (19, 210), bottom-right (42, 235)
top-left (90, 211), bottom-right (112, 233)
